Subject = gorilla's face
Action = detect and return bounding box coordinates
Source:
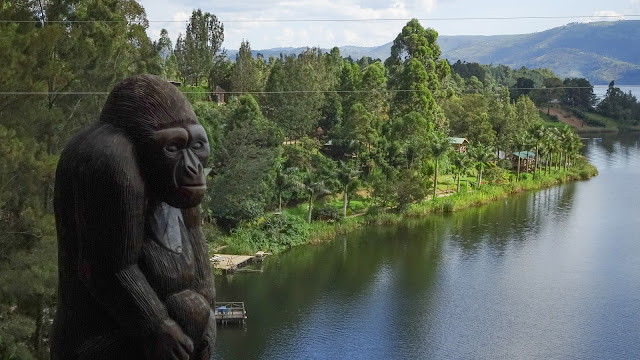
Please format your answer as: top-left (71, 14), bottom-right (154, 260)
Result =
top-left (148, 124), bottom-right (210, 208)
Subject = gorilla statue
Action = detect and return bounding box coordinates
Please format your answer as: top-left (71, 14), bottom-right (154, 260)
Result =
top-left (51, 75), bottom-right (215, 360)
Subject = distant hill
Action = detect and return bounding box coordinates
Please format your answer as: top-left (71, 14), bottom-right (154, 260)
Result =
top-left (228, 21), bottom-right (640, 85)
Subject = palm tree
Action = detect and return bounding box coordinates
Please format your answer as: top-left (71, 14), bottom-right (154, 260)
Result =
top-left (336, 160), bottom-right (361, 217)
top-left (529, 122), bottom-right (546, 178)
top-left (452, 151), bottom-right (472, 192)
top-left (274, 164), bottom-right (301, 212)
top-left (301, 169), bottom-right (331, 224)
top-left (565, 134), bottom-right (583, 168)
top-left (513, 132), bottom-right (532, 181)
top-left (558, 125), bottom-right (573, 171)
top-left (429, 131), bottom-right (451, 199)
top-left (468, 143), bottom-right (494, 187)
top-left (542, 127), bottom-right (559, 174)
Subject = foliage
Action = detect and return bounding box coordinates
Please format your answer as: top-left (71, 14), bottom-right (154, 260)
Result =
top-left (313, 204), bottom-right (343, 222)
top-left (174, 10), bottom-right (225, 86)
top-left (223, 212), bottom-right (310, 254)
top-left (596, 81), bottom-right (640, 126)
top-left (483, 166), bottom-right (508, 184)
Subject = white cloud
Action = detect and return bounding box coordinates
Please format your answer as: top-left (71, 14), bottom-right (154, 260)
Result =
top-left (587, 10), bottom-right (626, 22)
top-left (141, 0), bottom-right (447, 49)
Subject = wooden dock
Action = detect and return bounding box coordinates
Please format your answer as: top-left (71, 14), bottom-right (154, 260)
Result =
top-left (215, 302), bottom-right (247, 325)
top-left (211, 254), bottom-right (255, 272)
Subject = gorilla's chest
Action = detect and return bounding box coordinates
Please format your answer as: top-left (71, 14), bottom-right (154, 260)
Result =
top-left (139, 204), bottom-right (196, 298)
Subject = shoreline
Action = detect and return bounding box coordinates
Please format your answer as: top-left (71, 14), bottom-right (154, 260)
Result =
top-left (212, 160), bottom-right (599, 255)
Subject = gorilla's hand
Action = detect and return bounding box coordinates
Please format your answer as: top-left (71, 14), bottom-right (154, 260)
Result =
top-left (193, 310), bottom-right (216, 360)
top-left (143, 318), bottom-right (194, 360)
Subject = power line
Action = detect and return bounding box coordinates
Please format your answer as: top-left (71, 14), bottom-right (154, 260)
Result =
top-left (2, 14), bottom-right (639, 24)
top-left (0, 87), bottom-right (599, 96)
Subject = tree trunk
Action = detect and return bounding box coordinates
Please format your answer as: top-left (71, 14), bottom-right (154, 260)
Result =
top-left (535, 146), bottom-right (539, 178)
top-left (478, 167), bottom-right (483, 187)
top-left (342, 187), bottom-right (348, 217)
top-left (433, 159), bottom-right (439, 199)
top-left (517, 156), bottom-right (521, 181)
top-left (33, 295), bottom-right (44, 357)
top-left (307, 193), bottom-right (313, 224)
top-left (457, 172), bottom-right (461, 192)
top-left (278, 192), bottom-right (282, 213)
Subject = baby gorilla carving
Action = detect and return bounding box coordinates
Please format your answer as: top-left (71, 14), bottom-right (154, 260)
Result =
top-left (51, 75), bottom-right (215, 360)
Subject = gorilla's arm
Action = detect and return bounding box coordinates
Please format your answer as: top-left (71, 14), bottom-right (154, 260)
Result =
top-left (182, 207), bottom-right (216, 359)
top-left (71, 129), bottom-right (170, 337)
top-left (183, 207), bottom-right (215, 306)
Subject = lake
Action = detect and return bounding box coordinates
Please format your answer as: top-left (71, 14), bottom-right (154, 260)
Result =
top-left (213, 132), bottom-right (640, 359)
top-left (593, 85), bottom-right (640, 102)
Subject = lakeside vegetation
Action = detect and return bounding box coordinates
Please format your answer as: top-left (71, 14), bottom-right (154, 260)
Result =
top-left (0, 2), bottom-right (629, 359)
top-left (216, 153), bottom-right (598, 255)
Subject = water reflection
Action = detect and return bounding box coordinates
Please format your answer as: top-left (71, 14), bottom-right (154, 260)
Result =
top-left (215, 133), bottom-right (640, 360)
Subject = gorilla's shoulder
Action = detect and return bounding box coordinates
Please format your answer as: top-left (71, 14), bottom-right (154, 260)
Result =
top-left (57, 123), bottom-right (142, 185)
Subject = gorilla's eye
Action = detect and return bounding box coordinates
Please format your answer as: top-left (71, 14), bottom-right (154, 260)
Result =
top-left (192, 141), bottom-right (204, 150)
top-left (166, 145), bottom-right (179, 153)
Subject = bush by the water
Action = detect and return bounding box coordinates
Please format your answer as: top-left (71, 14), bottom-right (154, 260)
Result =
top-left (313, 204), bottom-right (343, 222)
top-left (222, 212), bottom-right (310, 254)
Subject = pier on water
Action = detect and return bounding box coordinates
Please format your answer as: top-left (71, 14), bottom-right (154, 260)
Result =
top-left (215, 302), bottom-right (247, 325)
top-left (211, 251), bottom-right (270, 273)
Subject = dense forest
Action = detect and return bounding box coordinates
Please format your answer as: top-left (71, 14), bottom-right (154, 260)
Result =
top-left (0, 1), bottom-right (632, 358)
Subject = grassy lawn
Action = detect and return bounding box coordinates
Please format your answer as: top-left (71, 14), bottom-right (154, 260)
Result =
top-left (582, 111), bottom-right (618, 129)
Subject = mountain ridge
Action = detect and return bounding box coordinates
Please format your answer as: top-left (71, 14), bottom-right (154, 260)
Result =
top-left (227, 20), bottom-right (640, 85)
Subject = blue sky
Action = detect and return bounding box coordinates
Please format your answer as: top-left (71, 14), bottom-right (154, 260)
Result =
top-left (139, 0), bottom-right (640, 50)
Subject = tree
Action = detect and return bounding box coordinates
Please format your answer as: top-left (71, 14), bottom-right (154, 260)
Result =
top-left (274, 164), bottom-right (301, 213)
top-left (510, 77), bottom-right (535, 102)
top-left (336, 161), bottom-right (361, 217)
top-left (174, 10), bottom-right (224, 86)
top-left (562, 77), bottom-right (596, 109)
top-left (513, 132), bottom-right (532, 181)
top-left (210, 95), bottom-right (283, 227)
top-left (155, 28), bottom-right (174, 79)
top-left (429, 131), bottom-right (450, 199)
top-left (468, 143), bottom-right (494, 186)
top-left (529, 122), bottom-right (546, 178)
top-left (451, 151), bottom-right (472, 192)
top-left (301, 169), bottom-right (331, 224)
top-left (263, 49), bottom-right (328, 139)
top-left (230, 40), bottom-right (263, 93)
top-left (1, 1), bottom-right (161, 356)
top-left (386, 19), bottom-right (450, 131)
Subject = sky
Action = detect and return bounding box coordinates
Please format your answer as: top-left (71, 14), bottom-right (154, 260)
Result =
top-left (138, 0), bottom-right (640, 51)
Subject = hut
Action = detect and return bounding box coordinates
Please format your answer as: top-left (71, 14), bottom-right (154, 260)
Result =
top-left (212, 86), bottom-right (226, 104)
top-left (449, 137), bottom-right (469, 153)
top-left (510, 151), bottom-right (536, 171)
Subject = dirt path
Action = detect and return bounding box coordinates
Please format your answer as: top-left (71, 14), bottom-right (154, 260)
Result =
top-left (545, 107), bottom-right (606, 132)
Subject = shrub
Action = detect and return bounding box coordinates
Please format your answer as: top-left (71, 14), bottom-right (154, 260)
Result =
top-left (483, 166), bottom-right (507, 184)
top-left (579, 170), bottom-right (590, 180)
top-left (313, 204), bottom-right (342, 222)
top-left (497, 159), bottom-right (512, 169)
top-left (224, 212), bottom-right (310, 254)
top-left (519, 173), bottom-right (532, 181)
top-left (365, 205), bottom-right (383, 216)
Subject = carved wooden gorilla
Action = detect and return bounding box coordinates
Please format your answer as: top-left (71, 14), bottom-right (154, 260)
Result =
top-left (52, 75), bottom-right (215, 360)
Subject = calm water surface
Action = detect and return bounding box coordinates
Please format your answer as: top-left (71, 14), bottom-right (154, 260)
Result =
top-left (214, 133), bottom-right (640, 359)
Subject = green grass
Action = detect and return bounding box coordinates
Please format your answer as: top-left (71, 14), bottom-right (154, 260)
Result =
top-left (582, 111), bottom-right (618, 129)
